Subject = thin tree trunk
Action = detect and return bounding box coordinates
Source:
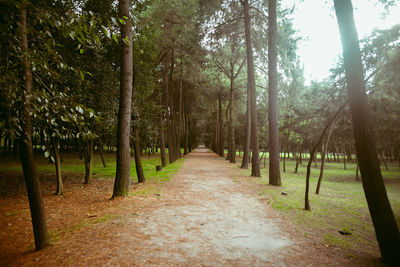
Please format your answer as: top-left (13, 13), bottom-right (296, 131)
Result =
top-left (84, 138), bottom-right (93, 185)
top-left (99, 138), bottom-right (106, 167)
top-left (184, 106), bottom-right (189, 155)
top-left (241, 85), bottom-right (251, 169)
top-left (133, 123), bottom-right (145, 183)
top-left (334, 1), bottom-right (400, 264)
top-left (316, 125), bottom-right (333, 194)
top-left (381, 152), bottom-right (389, 171)
top-left (356, 156), bottom-right (360, 181)
top-left (177, 57), bottom-right (183, 158)
top-left (159, 115), bottom-right (167, 167)
top-left (228, 76), bottom-right (236, 163)
top-left (218, 95), bottom-right (224, 157)
top-left (52, 137), bottom-right (63, 195)
top-left (242, 0), bottom-right (260, 177)
top-left (113, 0), bottom-right (133, 197)
top-left (163, 56), bottom-right (176, 164)
top-left (305, 101), bottom-right (346, 210)
top-left (19, 7), bottom-right (50, 250)
top-left (294, 153), bottom-right (300, 174)
top-left (343, 148), bottom-right (347, 170)
top-left (214, 107), bottom-right (219, 153)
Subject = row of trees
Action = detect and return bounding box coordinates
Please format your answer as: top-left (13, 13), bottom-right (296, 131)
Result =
top-left (1, 0), bottom-right (203, 252)
top-left (199, 0), bottom-right (400, 264)
top-left (0, 0), bottom-right (399, 264)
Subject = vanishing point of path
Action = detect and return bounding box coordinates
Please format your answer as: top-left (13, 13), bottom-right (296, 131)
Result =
top-left (13, 147), bottom-right (365, 266)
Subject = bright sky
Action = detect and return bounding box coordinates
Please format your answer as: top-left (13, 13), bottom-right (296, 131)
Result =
top-left (283, 0), bottom-right (400, 84)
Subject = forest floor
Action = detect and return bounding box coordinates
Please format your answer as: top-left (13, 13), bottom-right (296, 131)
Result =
top-left (0, 147), bottom-right (391, 266)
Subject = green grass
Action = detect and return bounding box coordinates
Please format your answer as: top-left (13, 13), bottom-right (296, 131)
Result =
top-left (242, 158), bottom-right (400, 257)
top-left (0, 151), bottom-right (184, 183)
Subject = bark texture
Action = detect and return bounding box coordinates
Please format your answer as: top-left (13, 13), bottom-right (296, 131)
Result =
top-left (334, 0), bottom-right (400, 264)
top-left (241, 84), bottom-right (251, 169)
top-left (268, 0), bottom-right (281, 185)
top-left (19, 7), bottom-right (50, 250)
top-left (242, 0), bottom-right (260, 176)
top-left (113, 0), bottom-right (133, 197)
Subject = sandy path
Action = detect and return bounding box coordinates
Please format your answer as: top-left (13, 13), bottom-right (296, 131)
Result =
top-left (126, 148), bottom-right (291, 266)
top-left (11, 147), bottom-right (361, 266)
top-left (105, 148), bottom-right (354, 266)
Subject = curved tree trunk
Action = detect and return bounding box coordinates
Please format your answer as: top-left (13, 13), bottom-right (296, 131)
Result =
top-left (133, 123), bottom-right (145, 183)
top-left (316, 125), bottom-right (333, 194)
top-left (19, 7), bottom-right (50, 250)
top-left (113, 0), bottom-right (133, 197)
top-left (305, 101), bottom-right (346, 210)
top-left (242, 0), bottom-right (260, 177)
top-left (334, 1), bottom-right (400, 264)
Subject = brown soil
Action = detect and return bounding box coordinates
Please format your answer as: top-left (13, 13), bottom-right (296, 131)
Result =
top-left (0, 148), bottom-right (386, 266)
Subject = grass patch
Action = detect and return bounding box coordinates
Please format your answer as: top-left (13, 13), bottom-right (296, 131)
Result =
top-left (252, 158), bottom-right (400, 257)
top-left (0, 151), bottom-right (185, 183)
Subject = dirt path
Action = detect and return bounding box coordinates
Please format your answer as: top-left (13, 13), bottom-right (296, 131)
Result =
top-left (8, 148), bottom-right (365, 266)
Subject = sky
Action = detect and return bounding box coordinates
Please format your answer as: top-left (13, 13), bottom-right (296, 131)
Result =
top-left (282, 0), bottom-right (400, 84)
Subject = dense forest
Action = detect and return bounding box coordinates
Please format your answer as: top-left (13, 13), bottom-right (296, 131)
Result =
top-left (0, 0), bottom-right (399, 265)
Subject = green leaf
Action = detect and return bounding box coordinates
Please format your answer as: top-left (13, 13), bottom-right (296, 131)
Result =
top-left (111, 17), bottom-right (118, 26)
top-left (80, 71), bottom-right (84, 81)
top-left (80, 48), bottom-right (84, 54)
top-left (112, 33), bottom-right (118, 43)
top-left (118, 18), bottom-right (125, 24)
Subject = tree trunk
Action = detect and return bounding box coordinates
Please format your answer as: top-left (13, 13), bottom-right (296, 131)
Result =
top-left (356, 156), bottom-right (360, 181)
top-left (218, 95), bottom-right (224, 157)
top-left (343, 148), bottom-right (347, 170)
top-left (19, 7), bottom-right (50, 250)
top-left (316, 125), bottom-right (333, 194)
top-left (113, 0), bottom-right (133, 197)
top-left (294, 153), bottom-right (300, 174)
top-left (305, 101), bottom-right (346, 210)
top-left (185, 111), bottom-right (189, 155)
top-left (163, 59), bottom-right (176, 164)
top-left (228, 73), bottom-right (236, 163)
top-left (99, 138), bottom-right (106, 168)
top-left (242, 0), bottom-right (260, 177)
top-left (177, 57), bottom-right (183, 158)
top-left (52, 137), bottom-right (63, 195)
top-left (84, 138), bottom-right (93, 185)
top-left (159, 115), bottom-right (167, 167)
top-left (268, 0), bottom-right (282, 184)
top-left (241, 82), bottom-right (251, 169)
top-left (133, 123), bottom-right (145, 183)
top-left (380, 152), bottom-right (389, 171)
top-left (334, 1), bottom-right (400, 264)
